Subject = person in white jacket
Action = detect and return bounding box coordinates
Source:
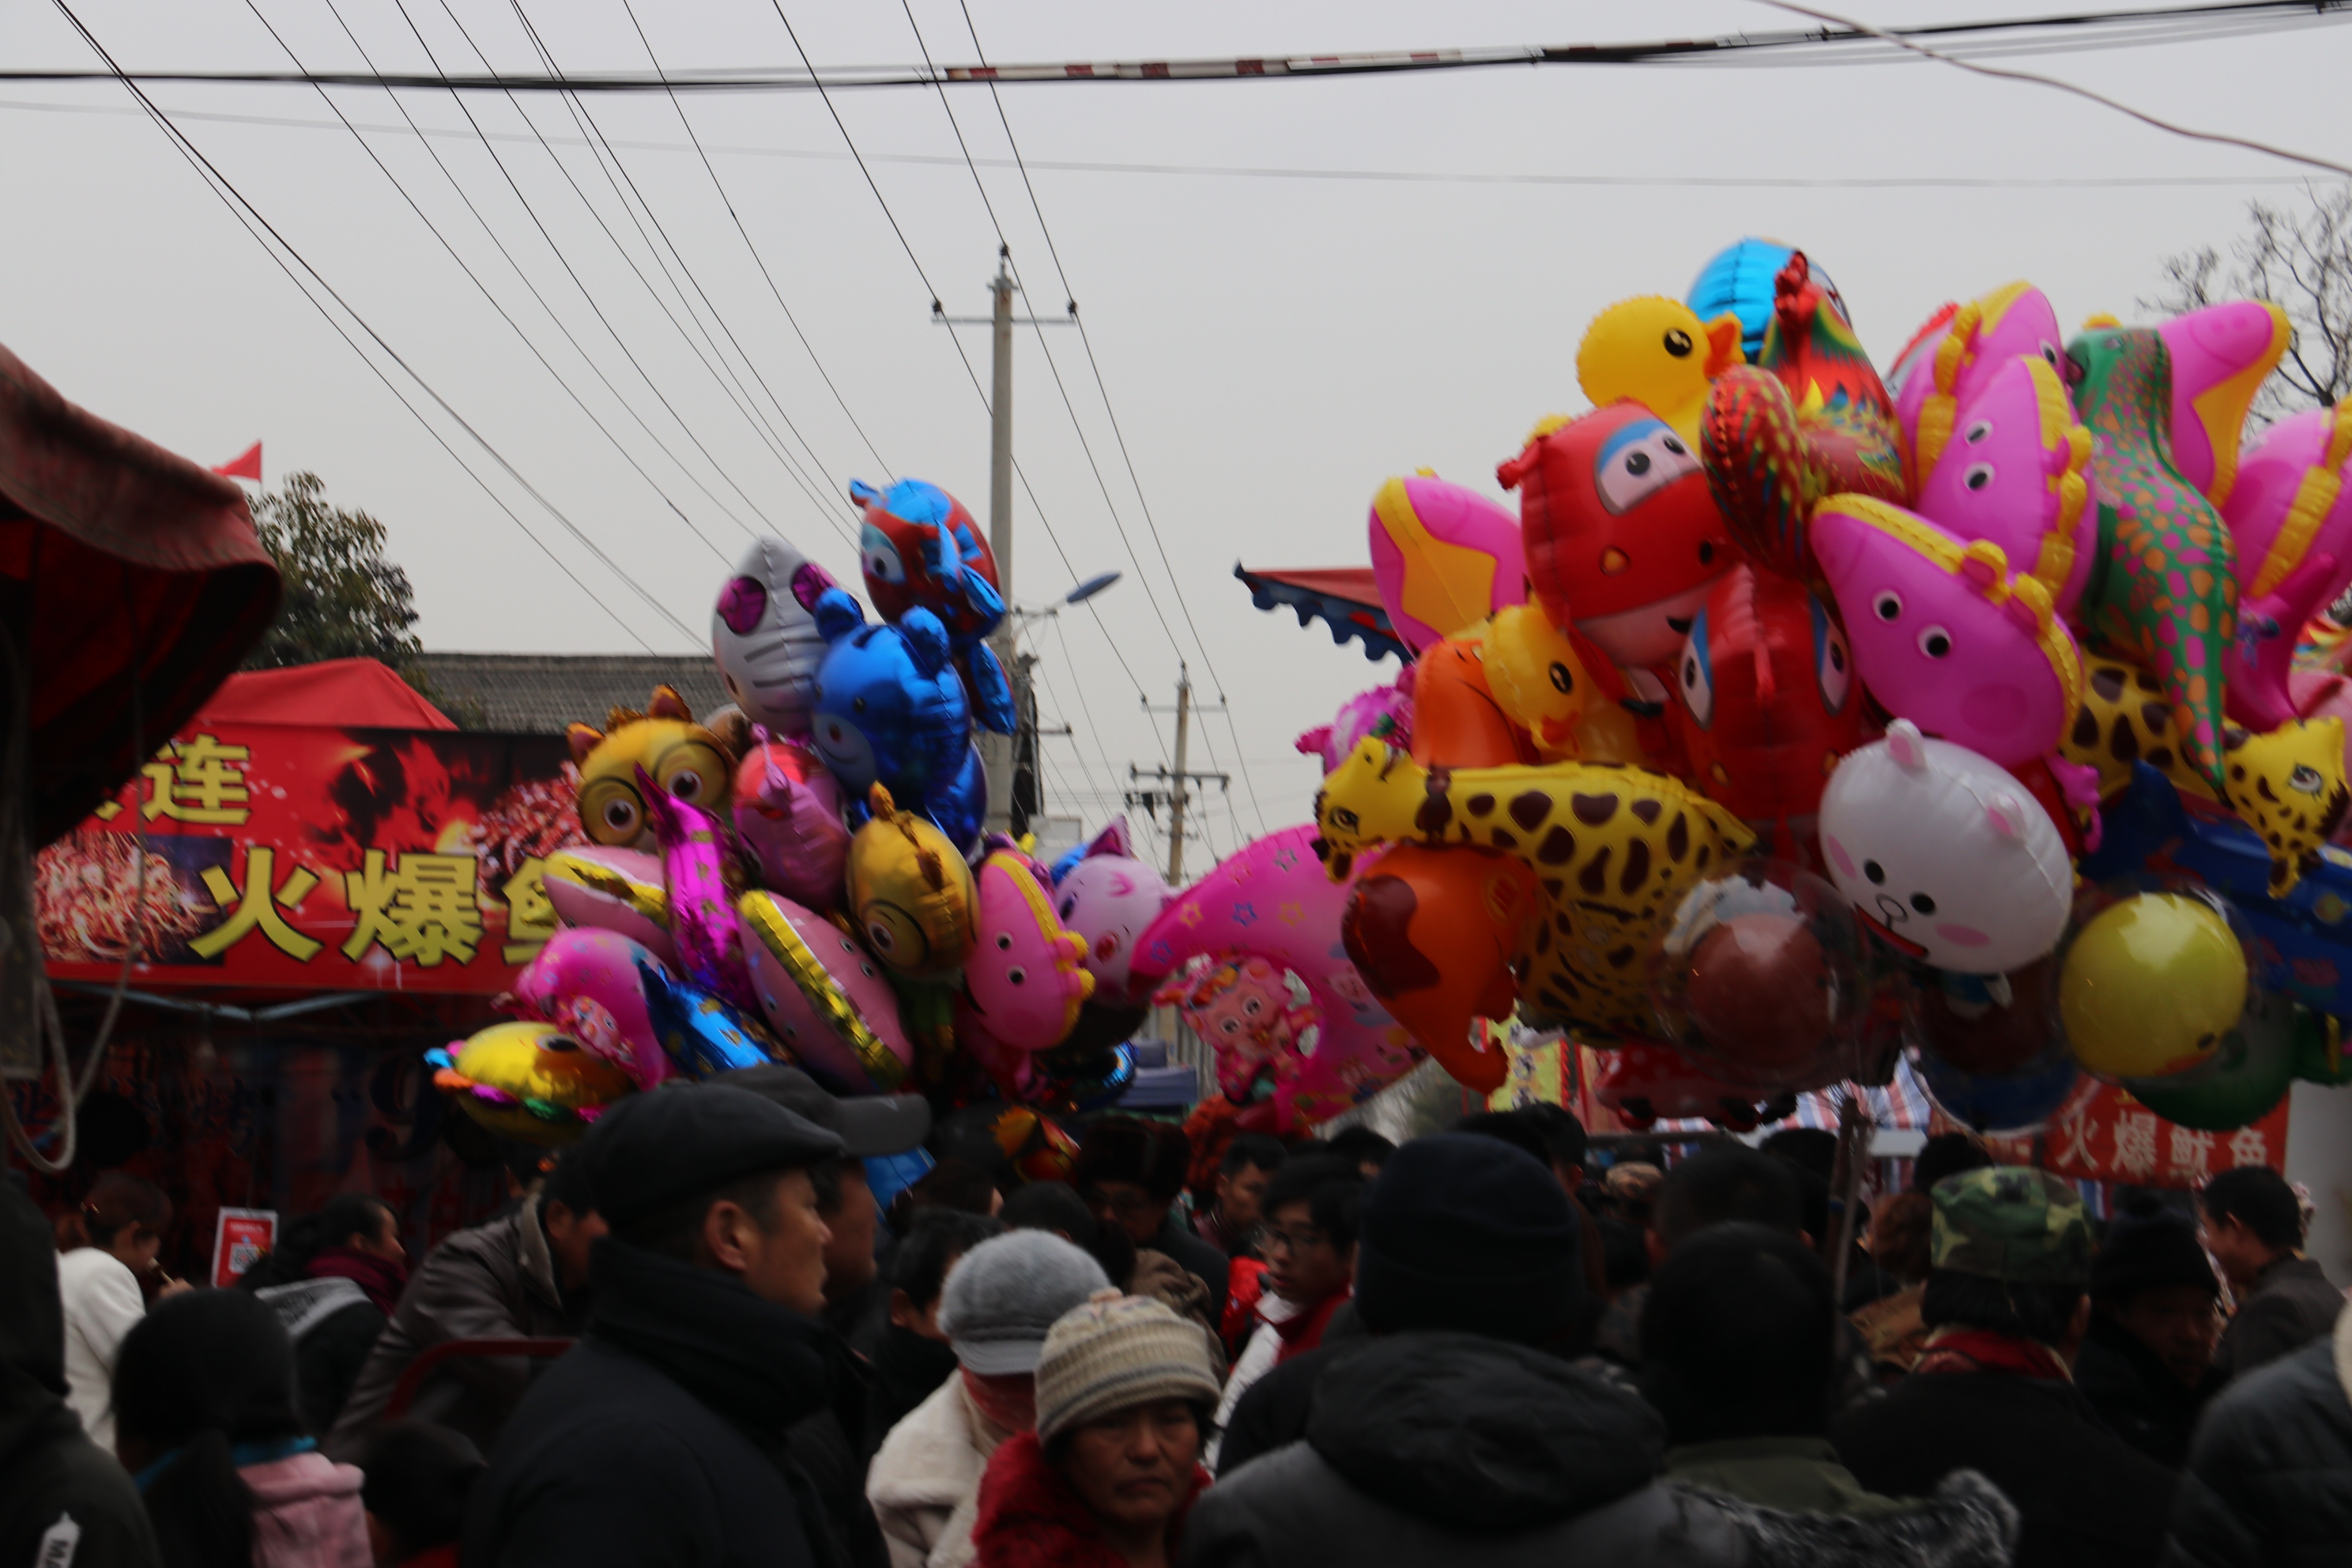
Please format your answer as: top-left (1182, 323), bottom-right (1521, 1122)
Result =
top-left (55, 1172), bottom-right (185, 1454)
top-left (866, 1230), bottom-right (1109, 1568)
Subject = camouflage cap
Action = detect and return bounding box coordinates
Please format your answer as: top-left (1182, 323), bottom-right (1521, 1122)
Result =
top-left (1928, 1167), bottom-right (2094, 1286)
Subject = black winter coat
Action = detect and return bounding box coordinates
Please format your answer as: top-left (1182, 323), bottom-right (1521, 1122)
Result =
top-left (1832, 1366), bottom-right (2175, 1568)
top-left (2075, 1311), bottom-right (2217, 1468)
top-left (2211, 1256), bottom-right (2344, 1386)
top-left (253, 1278), bottom-right (386, 1435)
top-left (463, 1240), bottom-right (840, 1568)
top-left (2161, 1317), bottom-right (2352, 1568)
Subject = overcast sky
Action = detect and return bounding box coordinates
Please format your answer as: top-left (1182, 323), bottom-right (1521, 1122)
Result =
top-left (4, 0), bottom-right (2348, 866)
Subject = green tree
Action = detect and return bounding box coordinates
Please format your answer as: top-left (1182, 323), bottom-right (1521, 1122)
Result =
top-left (243, 471), bottom-right (479, 724)
top-left (2147, 184), bottom-right (2352, 425)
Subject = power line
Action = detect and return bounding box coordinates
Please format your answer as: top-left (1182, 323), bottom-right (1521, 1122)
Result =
top-left (43, 0), bottom-right (692, 647)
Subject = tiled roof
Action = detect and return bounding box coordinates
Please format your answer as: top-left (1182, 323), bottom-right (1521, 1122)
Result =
top-left (414, 653), bottom-right (729, 735)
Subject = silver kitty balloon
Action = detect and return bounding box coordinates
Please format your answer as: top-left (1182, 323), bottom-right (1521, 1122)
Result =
top-left (712, 537), bottom-right (840, 740)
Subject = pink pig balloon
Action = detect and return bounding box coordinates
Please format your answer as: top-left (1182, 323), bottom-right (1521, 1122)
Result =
top-left (737, 888), bottom-right (914, 1092)
top-left (1050, 819), bottom-right (1174, 1004)
top-left (732, 734), bottom-right (853, 910)
top-left (954, 848), bottom-right (1093, 1055)
top-left (511, 927), bottom-right (674, 1091)
top-left (2224, 405), bottom-right (2352, 730)
top-left (1910, 353), bottom-right (2097, 620)
top-left (1888, 283), bottom-right (2068, 488)
top-left (541, 844), bottom-right (678, 967)
top-left (1295, 673), bottom-right (1415, 777)
top-left (1129, 824), bottom-right (1422, 1122)
top-left (638, 764), bottom-right (761, 1016)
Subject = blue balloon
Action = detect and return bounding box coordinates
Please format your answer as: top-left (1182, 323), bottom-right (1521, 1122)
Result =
top-left (1914, 1043), bottom-right (2079, 1135)
top-left (864, 1148), bottom-right (936, 1212)
top-left (924, 741), bottom-right (988, 855)
top-left (965, 643), bottom-right (1017, 736)
top-left (1688, 238), bottom-right (1846, 362)
top-left (809, 587), bottom-right (976, 825)
top-left (639, 960), bottom-right (786, 1076)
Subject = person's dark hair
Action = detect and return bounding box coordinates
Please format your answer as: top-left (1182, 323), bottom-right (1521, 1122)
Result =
top-left (1325, 1126), bottom-right (1396, 1171)
top-left (359, 1422), bottom-right (483, 1561)
top-left (1867, 1192), bottom-right (1935, 1284)
top-left (1641, 1223), bottom-right (1836, 1443)
top-left (616, 1165), bottom-right (794, 1264)
top-left (1260, 1155), bottom-right (1366, 1250)
top-left (1452, 1110), bottom-right (1552, 1170)
top-left (1071, 1115), bottom-right (1192, 1204)
top-left (1002, 1179), bottom-right (1136, 1289)
top-left (1759, 1128), bottom-right (1839, 1185)
top-left (55, 1171), bottom-right (171, 1253)
top-left (1920, 1270), bottom-right (2085, 1344)
top-left (500, 1141), bottom-right (552, 1194)
top-left (1219, 1133), bottom-right (1287, 1179)
top-left (1523, 1103), bottom-right (1589, 1174)
top-left (886, 1157), bottom-right (999, 1235)
top-left (539, 1146), bottom-right (597, 1222)
top-left (237, 1193), bottom-right (394, 1291)
top-left (1912, 1133), bottom-right (1992, 1195)
top-left (891, 1209), bottom-right (1007, 1310)
top-left (113, 1291), bottom-right (304, 1568)
top-left (1596, 1214), bottom-right (1650, 1295)
top-left (1653, 1148), bottom-right (1804, 1250)
top-left (808, 1155), bottom-right (852, 1219)
top-left (2199, 1166), bottom-right (2305, 1250)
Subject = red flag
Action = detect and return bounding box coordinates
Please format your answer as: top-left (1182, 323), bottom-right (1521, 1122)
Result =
top-left (212, 442), bottom-right (262, 482)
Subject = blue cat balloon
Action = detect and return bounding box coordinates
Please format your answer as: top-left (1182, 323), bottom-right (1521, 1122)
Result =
top-left (808, 588), bottom-right (986, 852)
top-left (639, 959), bottom-right (786, 1076)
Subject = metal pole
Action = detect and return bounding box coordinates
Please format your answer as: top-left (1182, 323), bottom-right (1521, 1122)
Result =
top-left (983, 249), bottom-right (1016, 835)
top-left (1167, 664), bottom-right (1191, 884)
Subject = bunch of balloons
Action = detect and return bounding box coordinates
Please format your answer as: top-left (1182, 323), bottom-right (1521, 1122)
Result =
top-left (1302, 237), bottom-right (2352, 1138)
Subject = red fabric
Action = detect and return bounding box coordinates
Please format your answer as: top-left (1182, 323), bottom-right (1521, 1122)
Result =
top-left (396, 1549), bottom-right (458, 1568)
top-left (972, 1431), bottom-right (1208, 1568)
top-left (197, 658), bottom-right (454, 729)
top-left (1271, 1289), bottom-right (1349, 1366)
top-left (1912, 1325), bottom-right (2073, 1382)
top-left (1222, 1257), bottom-right (1265, 1353)
top-left (307, 1246), bottom-right (409, 1317)
top-left (213, 443), bottom-right (262, 481)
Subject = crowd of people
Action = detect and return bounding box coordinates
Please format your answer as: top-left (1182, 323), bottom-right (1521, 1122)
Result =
top-left (6, 1069), bottom-right (2350, 1568)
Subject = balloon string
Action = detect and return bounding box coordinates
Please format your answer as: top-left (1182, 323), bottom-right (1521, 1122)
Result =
top-left (1751, 1), bottom-right (2352, 181)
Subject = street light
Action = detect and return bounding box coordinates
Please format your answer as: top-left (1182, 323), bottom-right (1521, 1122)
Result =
top-left (1066, 571), bottom-right (1121, 605)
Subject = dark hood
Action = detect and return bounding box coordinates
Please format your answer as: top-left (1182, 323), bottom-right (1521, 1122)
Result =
top-left (0, 1179), bottom-right (74, 1464)
top-left (1306, 1331), bottom-right (1665, 1532)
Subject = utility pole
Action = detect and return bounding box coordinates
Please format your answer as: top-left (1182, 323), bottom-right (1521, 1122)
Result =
top-left (935, 246), bottom-right (1073, 838)
top-left (1129, 664), bottom-right (1229, 884)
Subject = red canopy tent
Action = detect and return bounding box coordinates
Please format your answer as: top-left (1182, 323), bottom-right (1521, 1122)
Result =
top-left (199, 658), bottom-right (455, 730)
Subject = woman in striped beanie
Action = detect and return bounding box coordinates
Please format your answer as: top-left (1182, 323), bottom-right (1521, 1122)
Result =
top-left (970, 1291), bottom-right (1220, 1568)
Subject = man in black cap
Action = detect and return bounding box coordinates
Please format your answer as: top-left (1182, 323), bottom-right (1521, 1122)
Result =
top-left (2074, 1194), bottom-right (2222, 1467)
top-left (464, 1083), bottom-right (848, 1568)
top-left (723, 1066), bottom-right (930, 1566)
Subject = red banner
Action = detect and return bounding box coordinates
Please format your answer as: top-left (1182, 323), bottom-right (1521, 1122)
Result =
top-left (1981, 1080), bottom-right (2292, 1189)
top-left (38, 723), bottom-right (583, 995)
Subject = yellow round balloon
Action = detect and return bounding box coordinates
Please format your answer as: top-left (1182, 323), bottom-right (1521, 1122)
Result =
top-left (2060, 893), bottom-right (2248, 1080)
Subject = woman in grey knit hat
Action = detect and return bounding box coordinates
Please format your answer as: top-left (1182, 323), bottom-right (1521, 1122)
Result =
top-left (970, 1292), bottom-right (1221, 1568)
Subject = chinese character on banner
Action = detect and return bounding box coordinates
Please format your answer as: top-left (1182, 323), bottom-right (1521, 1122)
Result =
top-left (2113, 1110), bottom-right (2160, 1180)
top-left (190, 846), bottom-right (322, 961)
top-left (500, 858), bottom-right (555, 965)
top-left (2227, 1125), bottom-right (2272, 1170)
top-left (2165, 1125), bottom-right (2215, 1185)
top-left (344, 850), bottom-right (482, 967)
top-left (142, 734), bottom-right (253, 825)
top-left (2057, 1107), bottom-right (2098, 1170)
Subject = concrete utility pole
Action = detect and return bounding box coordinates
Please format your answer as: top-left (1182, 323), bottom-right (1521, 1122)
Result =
top-left (1129, 664), bottom-right (1228, 885)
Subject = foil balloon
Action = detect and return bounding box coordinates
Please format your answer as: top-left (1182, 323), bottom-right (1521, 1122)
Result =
top-left (1688, 237), bottom-right (1845, 363)
top-left (712, 537), bottom-right (839, 738)
top-left (540, 845), bottom-right (676, 967)
top-left (1340, 843), bottom-right (1539, 1093)
top-left (1296, 672), bottom-right (1415, 775)
top-left (1649, 860), bottom-right (1871, 1094)
top-left (426, 1021), bottom-right (635, 1144)
top-left (1129, 824), bottom-right (1423, 1121)
top-left (1890, 282), bottom-right (2070, 488)
top-left (1909, 958), bottom-right (2061, 1079)
top-left (2158, 300), bottom-right (2290, 507)
top-left (1811, 497), bottom-right (2083, 768)
top-left (1483, 604), bottom-right (1649, 764)
top-left (639, 959), bottom-right (786, 1076)
top-left (1913, 1041), bottom-right (2082, 1136)
top-left (2122, 988), bottom-right (2306, 1133)
top-left (1366, 473), bottom-right (1527, 654)
top-left (956, 847), bottom-right (1092, 1054)
top-left (1668, 565), bottom-right (1864, 864)
top-left (850, 477), bottom-right (1015, 733)
top-left (737, 888), bottom-right (911, 1092)
top-left (2222, 403), bottom-right (2352, 730)
top-left (2069, 320), bottom-right (2241, 793)
top-left (1818, 722), bottom-right (2074, 974)
top-left (508, 927), bottom-right (673, 1091)
top-left (1157, 955), bottom-right (1324, 1129)
top-left (731, 734), bottom-right (852, 910)
top-left (567, 687), bottom-right (741, 850)
top-left (846, 784), bottom-right (977, 978)
top-left (1592, 1039), bottom-right (1798, 1133)
top-left (639, 765), bottom-right (760, 1016)
top-left (1312, 740), bottom-right (1756, 1039)
top-left (1908, 352), bottom-right (2097, 618)
top-left (1408, 634), bottom-right (1540, 768)
top-left (808, 588), bottom-right (982, 848)
top-left (1500, 401), bottom-right (1739, 685)
top-left (1574, 295), bottom-right (1747, 447)
top-left (2056, 885), bottom-right (2248, 1081)
top-left (1049, 818), bottom-right (1174, 1004)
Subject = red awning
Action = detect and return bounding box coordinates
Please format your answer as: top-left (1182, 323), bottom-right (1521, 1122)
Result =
top-left (0, 341), bottom-right (280, 845)
top-left (200, 659), bottom-right (455, 731)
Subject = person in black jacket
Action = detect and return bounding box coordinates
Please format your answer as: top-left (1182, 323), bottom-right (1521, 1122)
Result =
top-left (463, 1084), bottom-right (852, 1568)
top-left (1831, 1167), bottom-right (2177, 1568)
top-left (241, 1191), bottom-right (405, 1435)
top-left (868, 1208), bottom-right (1004, 1442)
top-left (1072, 1116), bottom-right (1229, 1311)
top-left (0, 1178), bottom-right (160, 1568)
top-left (2161, 1308), bottom-right (2352, 1566)
top-left (2074, 1193), bottom-right (2221, 1468)
top-left (2198, 1166), bottom-right (2345, 1385)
